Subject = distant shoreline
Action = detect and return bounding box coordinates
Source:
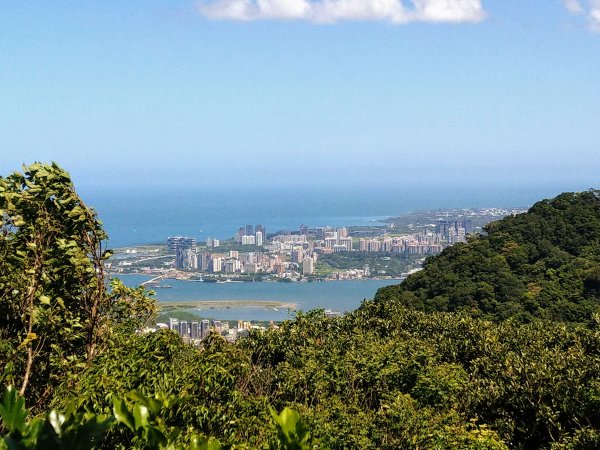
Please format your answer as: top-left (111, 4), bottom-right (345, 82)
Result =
top-left (114, 273), bottom-right (405, 283)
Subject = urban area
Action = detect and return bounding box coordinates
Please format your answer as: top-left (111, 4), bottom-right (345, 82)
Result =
top-left (112, 207), bottom-right (526, 342)
top-left (112, 217), bottom-right (483, 282)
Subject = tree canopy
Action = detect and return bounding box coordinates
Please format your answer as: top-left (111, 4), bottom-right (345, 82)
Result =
top-left (374, 190), bottom-right (600, 324)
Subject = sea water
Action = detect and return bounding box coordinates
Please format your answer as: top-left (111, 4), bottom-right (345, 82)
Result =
top-left (81, 184), bottom-right (554, 248)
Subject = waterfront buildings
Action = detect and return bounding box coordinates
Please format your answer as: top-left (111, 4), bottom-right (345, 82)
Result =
top-left (167, 236), bottom-right (197, 253)
top-left (162, 220), bottom-right (466, 279)
top-left (302, 257), bottom-right (314, 275)
top-left (210, 257), bottom-right (223, 272)
top-left (176, 248), bottom-right (197, 270)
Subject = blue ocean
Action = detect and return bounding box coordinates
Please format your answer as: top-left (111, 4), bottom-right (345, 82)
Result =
top-left (80, 184), bottom-right (562, 249)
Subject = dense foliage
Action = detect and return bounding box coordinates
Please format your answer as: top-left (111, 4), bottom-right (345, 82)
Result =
top-left (47, 306), bottom-right (600, 449)
top-left (374, 190), bottom-right (600, 323)
top-left (2, 164), bottom-right (600, 449)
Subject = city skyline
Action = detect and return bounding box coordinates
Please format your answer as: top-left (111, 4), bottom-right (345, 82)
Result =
top-left (1, 1), bottom-right (599, 191)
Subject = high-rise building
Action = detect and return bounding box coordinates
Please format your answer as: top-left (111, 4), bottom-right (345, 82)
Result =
top-left (291, 248), bottom-right (304, 263)
top-left (243, 262), bottom-right (258, 273)
top-left (200, 319), bottom-right (210, 339)
top-left (167, 236), bottom-right (196, 253)
top-left (255, 225), bottom-right (265, 239)
top-left (169, 318), bottom-right (179, 334)
top-left (302, 257), bottom-right (314, 275)
top-left (191, 321), bottom-right (199, 339)
top-left (223, 260), bottom-right (237, 273)
top-left (213, 320), bottom-right (222, 333)
top-left (176, 248), bottom-right (197, 270)
top-left (337, 227), bottom-right (348, 238)
top-left (236, 227), bottom-right (244, 243)
top-left (210, 257), bottom-right (222, 272)
top-left (245, 224), bottom-right (254, 236)
top-left (359, 238), bottom-right (382, 252)
top-left (461, 220), bottom-right (473, 235)
top-left (206, 237), bottom-right (220, 248)
top-left (435, 220), bottom-right (473, 238)
top-left (255, 231), bottom-right (263, 246)
top-left (324, 231), bottom-right (338, 240)
top-left (324, 237), bottom-right (337, 249)
top-left (179, 321), bottom-right (189, 337)
top-left (241, 235), bottom-right (256, 245)
top-left (339, 236), bottom-right (353, 252)
top-left (381, 237), bottom-right (393, 252)
top-left (199, 252), bottom-right (211, 272)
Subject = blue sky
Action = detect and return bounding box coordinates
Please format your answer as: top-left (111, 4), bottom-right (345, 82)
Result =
top-left (0, 1), bottom-right (599, 191)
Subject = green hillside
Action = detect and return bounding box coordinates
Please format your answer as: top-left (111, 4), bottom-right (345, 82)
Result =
top-left (374, 190), bottom-right (600, 323)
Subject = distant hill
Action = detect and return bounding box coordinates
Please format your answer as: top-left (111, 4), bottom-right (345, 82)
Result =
top-left (374, 190), bottom-right (600, 323)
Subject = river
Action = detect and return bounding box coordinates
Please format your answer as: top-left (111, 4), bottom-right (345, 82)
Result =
top-left (119, 275), bottom-right (398, 321)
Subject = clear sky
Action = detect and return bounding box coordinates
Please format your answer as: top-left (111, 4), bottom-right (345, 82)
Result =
top-left (1, 1), bottom-right (599, 191)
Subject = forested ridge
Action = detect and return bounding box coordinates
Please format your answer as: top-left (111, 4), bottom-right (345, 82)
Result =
top-left (1, 164), bottom-right (600, 449)
top-left (375, 190), bottom-right (600, 323)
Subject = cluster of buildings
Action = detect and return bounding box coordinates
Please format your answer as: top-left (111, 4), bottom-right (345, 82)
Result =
top-left (235, 224), bottom-right (265, 246)
top-left (312, 227), bottom-right (353, 254)
top-left (168, 230), bottom-right (319, 275)
top-left (157, 310), bottom-right (343, 345)
top-left (158, 317), bottom-right (270, 344)
top-left (435, 219), bottom-right (473, 244)
top-left (357, 219), bottom-right (473, 254)
top-left (266, 227), bottom-right (352, 254)
top-left (359, 231), bottom-right (443, 255)
top-left (166, 218), bottom-right (474, 276)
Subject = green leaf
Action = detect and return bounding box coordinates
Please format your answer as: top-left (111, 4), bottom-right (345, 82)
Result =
top-left (0, 386), bottom-right (28, 434)
top-left (132, 404), bottom-right (149, 430)
top-left (112, 397), bottom-right (135, 432)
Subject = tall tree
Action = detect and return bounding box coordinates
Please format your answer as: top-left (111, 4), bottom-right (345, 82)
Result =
top-left (0, 163), bottom-right (111, 406)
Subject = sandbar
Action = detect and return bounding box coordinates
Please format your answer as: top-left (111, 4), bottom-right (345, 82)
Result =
top-left (158, 300), bottom-right (297, 311)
